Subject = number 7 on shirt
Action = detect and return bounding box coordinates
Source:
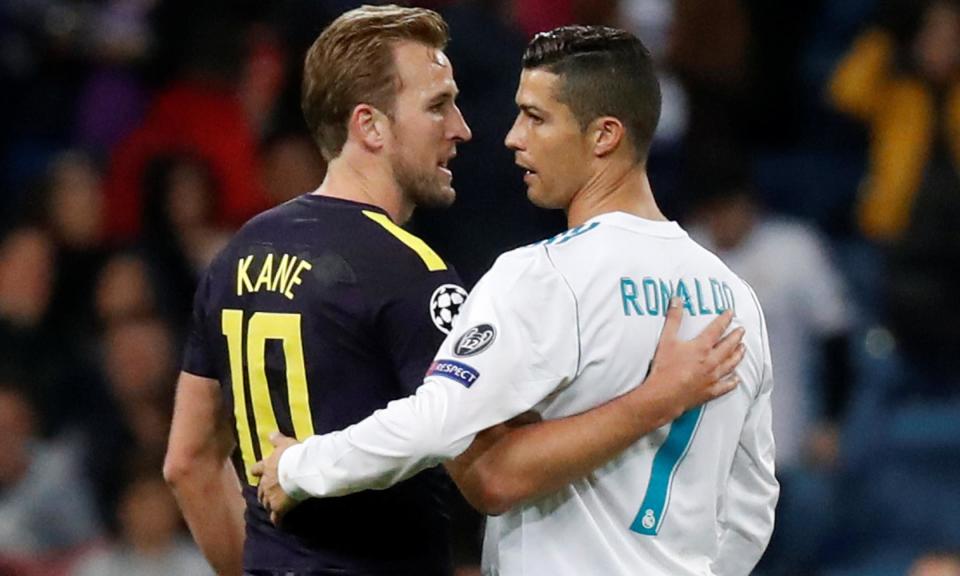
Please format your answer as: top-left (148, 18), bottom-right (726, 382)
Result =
top-left (630, 406), bottom-right (704, 535)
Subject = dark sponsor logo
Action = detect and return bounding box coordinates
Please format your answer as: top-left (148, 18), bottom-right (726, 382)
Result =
top-left (454, 324), bottom-right (496, 357)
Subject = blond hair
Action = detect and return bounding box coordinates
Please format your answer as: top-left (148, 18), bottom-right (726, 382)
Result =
top-left (301, 5), bottom-right (449, 160)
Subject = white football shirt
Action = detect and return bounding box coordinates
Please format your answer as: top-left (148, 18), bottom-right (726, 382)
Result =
top-left (279, 211), bottom-right (779, 576)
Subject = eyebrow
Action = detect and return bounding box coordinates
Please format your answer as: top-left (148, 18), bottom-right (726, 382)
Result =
top-left (428, 89), bottom-right (458, 106)
top-left (519, 104), bottom-right (544, 115)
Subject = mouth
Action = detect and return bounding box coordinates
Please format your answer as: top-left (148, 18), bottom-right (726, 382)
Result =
top-left (437, 157), bottom-right (453, 179)
top-left (437, 150), bottom-right (457, 178)
top-left (516, 160), bottom-right (537, 183)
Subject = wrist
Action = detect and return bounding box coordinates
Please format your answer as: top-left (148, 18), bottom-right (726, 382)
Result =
top-left (277, 443), bottom-right (309, 502)
top-left (634, 375), bottom-right (684, 429)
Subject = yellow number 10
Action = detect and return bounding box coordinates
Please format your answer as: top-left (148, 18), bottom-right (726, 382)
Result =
top-left (221, 309), bottom-right (315, 485)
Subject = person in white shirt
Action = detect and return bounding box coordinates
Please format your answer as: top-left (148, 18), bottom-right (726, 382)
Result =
top-left (255, 25), bottom-right (778, 576)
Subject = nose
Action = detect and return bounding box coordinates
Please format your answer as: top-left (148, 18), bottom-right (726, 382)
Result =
top-left (450, 105), bottom-right (472, 143)
top-left (504, 114), bottom-right (524, 151)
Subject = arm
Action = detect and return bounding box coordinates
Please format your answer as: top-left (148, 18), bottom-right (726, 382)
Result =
top-left (712, 312), bottom-right (779, 576)
top-left (254, 248), bottom-right (580, 519)
top-left (828, 28), bottom-right (894, 121)
top-left (447, 299), bottom-right (745, 515)
top-left (163, 371), bottom-right (245, 576)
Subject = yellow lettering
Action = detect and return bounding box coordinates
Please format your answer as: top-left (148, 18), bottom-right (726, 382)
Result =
top-left (271, 254), bottom-right (297, 293)
top-left (237, 255), bottom-right (255, 296)
top-left (284, 260), bottom-right (313, 300)
top-left (253, 253), bottom-right (274, 293)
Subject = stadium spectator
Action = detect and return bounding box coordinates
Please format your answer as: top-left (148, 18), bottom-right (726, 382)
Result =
top-left (910, 552), bottom-right (960, 576)
top-left (688, 175), bottom-right (852, 471)
top-left (831, 0), bottom-right (960, 392)
top-left (0, 226), bottom-right (78, 435)
top-left (0, 379), bottom-right (101, 562)
top-left (87, 317), bottom-right (176, 529)
top-left (687, 172), bottom-right (851, 573)
top-left (102, 10), bottom-right (267, 241)
top-left (93, 252), bottom-right (157, 326)
top-left (69, 473), bottom-right (210, 576)
top-left (41, 152), bottom-right (108, 344)
top-left (261, 132), bottom-right (326, 205)
top-left (140, 154), bottom-right (230, 328)
top-left (830, 0), bottom-right (960, 242)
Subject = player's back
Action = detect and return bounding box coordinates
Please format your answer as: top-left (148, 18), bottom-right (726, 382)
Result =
top-left (482, 212), bottom-right (777, 576)
top-left (185, 194), bottom-right (463, 575)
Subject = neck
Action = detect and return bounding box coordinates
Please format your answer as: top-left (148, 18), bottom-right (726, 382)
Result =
top-left (313, 149), bottom-right (412, 224)
top-left (566, 161), bottom-right (664, 228)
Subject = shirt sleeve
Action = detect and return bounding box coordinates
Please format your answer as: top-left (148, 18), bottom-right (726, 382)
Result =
top-left (278, 246), bottom-right (580, 499)
top-left (375, 265), bottom-right (466, 396)
top-left (712, 303), bottom-right (780, 576)
top-left (792, 227), bottom-right (850, 336)
top-left (181, 270), bottom-right (217, 378)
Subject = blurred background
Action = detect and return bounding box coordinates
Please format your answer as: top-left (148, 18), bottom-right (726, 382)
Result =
top-left (1, 0), bottom-right (959, 575)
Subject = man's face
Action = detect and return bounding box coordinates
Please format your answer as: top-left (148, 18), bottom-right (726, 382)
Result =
top-left (505, 69), bottom-right (593, 210)
top-left (387, 42), bottom-right (471, 211)
top-left (914, 1), bottom-right (960, 84)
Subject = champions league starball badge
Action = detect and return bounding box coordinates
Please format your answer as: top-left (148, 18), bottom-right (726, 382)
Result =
top-left (430, 284), bottom-right (467, 334)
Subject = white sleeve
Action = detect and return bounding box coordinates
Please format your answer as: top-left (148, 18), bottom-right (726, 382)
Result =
top-left (792, 226), bottom-right (850, 335)
top-left (278, 247), bottom-right (580, 499)
top-left (712, 309), bottom-right (780, 576)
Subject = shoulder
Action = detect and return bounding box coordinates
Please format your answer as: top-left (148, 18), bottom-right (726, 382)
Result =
top-left (759, 217), bottom-right (820, 244)
top-left (758, 218), bottom-right (833, 263)
top-left (473, 243), bottom-right (575, 312)
top-left (357, 210), bottom-right (452, 277)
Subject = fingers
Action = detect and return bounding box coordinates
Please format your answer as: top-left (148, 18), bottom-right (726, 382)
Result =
top-left (269, 431), bottom-right (292, 446)
top-left (699, 308), bottom-right (735, 344)
top-left (251, 460), bottom-right (264, 477)
top-left (711, 373), bottom-right (740, 398)
top-left (710, 326), bottom-right (745, 364)
top-left (713, 343), bottom-right (746, 379)
top-left (660, 297), bottom-right (684, 340)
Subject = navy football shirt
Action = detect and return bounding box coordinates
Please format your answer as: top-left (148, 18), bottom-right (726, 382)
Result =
top-left (182, 194), bottom-right (466, 574)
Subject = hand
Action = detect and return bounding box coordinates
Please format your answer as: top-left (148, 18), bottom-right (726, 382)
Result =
top-left (647, 298), bottom-right (745, 413)
top-left (251, 432), bottom-right (301, 526)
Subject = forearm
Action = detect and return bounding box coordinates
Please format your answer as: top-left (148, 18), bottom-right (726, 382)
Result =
top-left (168, 459), bottom-right (245, 576)
top-left (713, 385), bottom-right (778, 575)
top-left (165, 372), bottom-right (244, 576)
top-left (829, 28), bottom-right (893, 120)
top-left (280, 380), bottom-right (476, 499)
top-left (452, 375), bottom-right (683, 515)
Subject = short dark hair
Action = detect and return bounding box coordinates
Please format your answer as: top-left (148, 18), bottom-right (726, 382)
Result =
top-left (302, 5), bottom-right (449, 161)
top-left (523, 26), bottom-right (661, 161)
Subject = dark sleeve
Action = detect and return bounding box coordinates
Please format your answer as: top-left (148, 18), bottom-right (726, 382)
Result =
top-left (376, 266), bottom-right (467, 396)
top-left (181, 270), bottom-right (218, 378)
top-left (822, 332), bottom-right (852, 421)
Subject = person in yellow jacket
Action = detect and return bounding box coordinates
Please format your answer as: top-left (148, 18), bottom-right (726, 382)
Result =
top-left (829, 0), bottom-right (960, 242)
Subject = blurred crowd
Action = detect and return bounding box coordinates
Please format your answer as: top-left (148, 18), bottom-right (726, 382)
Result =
top-left (1, 1), bottom-right (959, 575)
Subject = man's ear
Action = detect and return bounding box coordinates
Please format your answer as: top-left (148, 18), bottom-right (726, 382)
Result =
top-left (591, 116), bottom-right (626, 158)
top-left (349, 104), bottom-right (390, 151)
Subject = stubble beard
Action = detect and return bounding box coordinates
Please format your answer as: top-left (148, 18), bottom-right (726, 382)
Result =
top-left (392, 152), bottom-right (455, 211)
